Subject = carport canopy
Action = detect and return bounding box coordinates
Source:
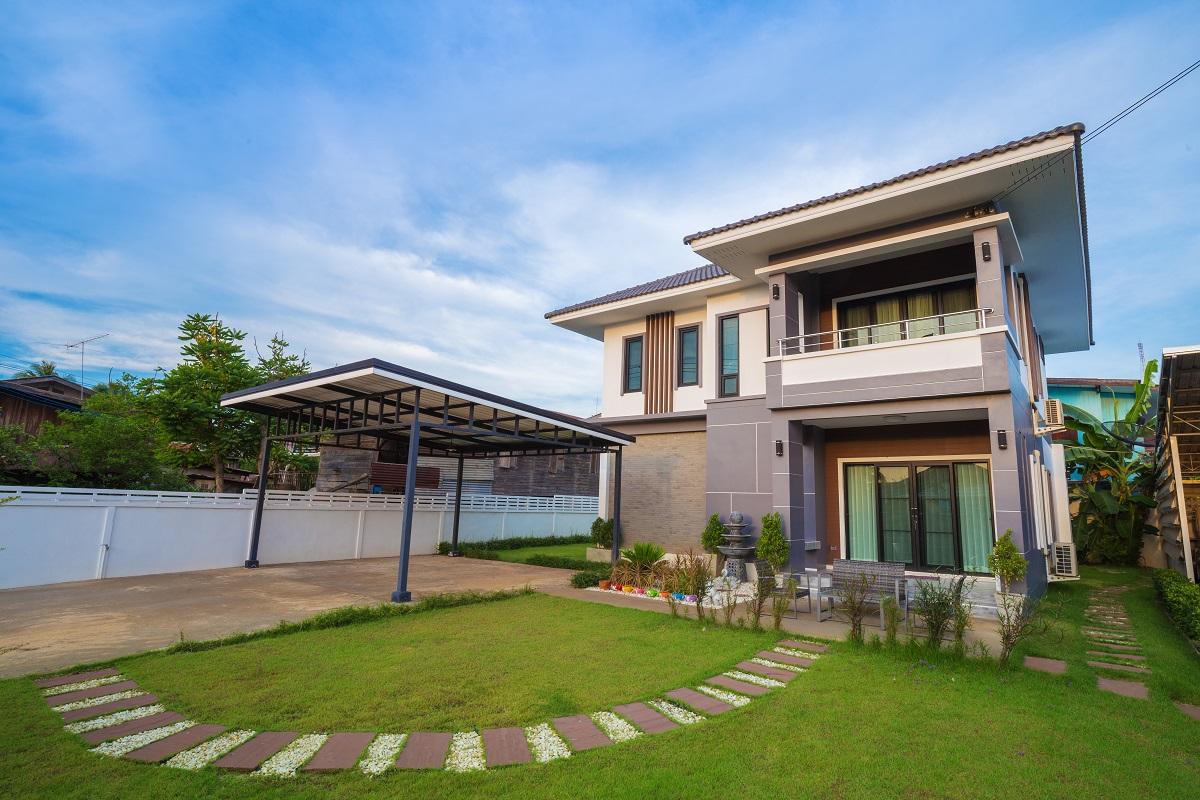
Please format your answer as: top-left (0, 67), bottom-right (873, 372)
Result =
top-left (220, 358), bottom-right (633, 601)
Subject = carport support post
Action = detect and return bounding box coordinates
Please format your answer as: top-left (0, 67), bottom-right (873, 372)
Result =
top-left (611, 447), bottom-right (623, 564)
top-left (245, 432), bottom-right (270, 568)
top-left (449, 453), bottom-right (465, 556)
top-left (392, 398), bottom-right (421, 603)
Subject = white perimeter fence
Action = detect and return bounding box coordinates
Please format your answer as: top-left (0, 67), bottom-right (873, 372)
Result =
top-left (0, 486), bottom-right (599, 590)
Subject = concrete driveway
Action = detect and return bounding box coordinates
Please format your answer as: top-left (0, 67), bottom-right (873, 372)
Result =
top-left (0, 556), bottom-right (570, 678)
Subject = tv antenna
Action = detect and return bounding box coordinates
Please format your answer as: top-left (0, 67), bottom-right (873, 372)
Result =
top-left (64, 333), bottom-right (109, 403)
top-left (1137, 342), bottom-right (1145, 370)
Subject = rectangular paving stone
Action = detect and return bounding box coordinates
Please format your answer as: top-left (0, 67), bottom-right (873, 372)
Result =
top-left (778, 639), bottom-right (828, 654)
top-left (395, 732), bottom-right (452, 769)
top-left (47, 680), bottom-right (139, 707)
top-left (60, 693), bottom-right (158, 722)
top-left (761, 650), bottom-right (813, 668)
top-left (706, 675), bottom-right (770, 697)
top-left (613, 702), bottom-right (677, 734)
top-left (1089, 642), bottom-right (1142, 653)
top-left (81, 711), bottom-right (185, 744)
top-left (303, 732), bottom-right (376, 772)
top-left (214, 731), bottom-right (300, 771)
top-left (1023, 656), bottom-right (1067, 675)
top-left (483, 727), bottom-right (532, 767)
top-left (552, 715), bottom-right (611, 752)
top-left (737, 661), bottom-right (795, 682)
top-left (1088, 650), bottom-right (1145, 661)
top-left (1175, 701), bottom-right (1200, 721)
top-left (665, 687), bottom-right (732, 715)
top-left (1097, 676), bottom-right (1148, 699)
top-left (34, 667), bottom-right (120, 689)
top-left (125, 724), bottom-right (227, 763)
top-left (1088, 660), bottom-right (1151, 675)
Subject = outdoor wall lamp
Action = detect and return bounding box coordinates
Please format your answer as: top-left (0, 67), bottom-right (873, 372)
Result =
top-left (982, 241), bottom-right (992, 262)
top-left (772, 283), bottom-right (780, 300)
top-left (775, 439), bottom-right (784, 457)
top-left (997, 429), bottom-right (1008, 449)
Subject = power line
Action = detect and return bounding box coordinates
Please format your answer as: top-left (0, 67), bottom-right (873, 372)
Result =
top-left (992, 56), bottom-right (1200, 205)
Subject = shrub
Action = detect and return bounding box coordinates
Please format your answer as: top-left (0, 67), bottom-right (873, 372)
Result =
top-left (995, 593), bottom-right (1049, 665)
top-left (835, 572), bottom-right (874, 643)
top-left (1154, 568), bottom-right (1200, 640)
top-left (570, 569), bottom-right (606, 588)
top-left (755, 512), bottom-right (788, 570)
top-left (523, 554), bottom-right (596, 571)
top-left (591, 517), bottom-right (614, 549)
top-left (988, 530), bottom-right (1026, 592)
top-left (881, 595), bottom-right (900, 646)
top-left (441, 534), bottom-right (591, 558)
top-left (701, 513), bottom-right (725, 554)
top-left (770, 577), bottom-right (795, 631)
top-left (674, 549), bottom-right (712, 622)
top-left (912, 579), bottom-right (960, 648)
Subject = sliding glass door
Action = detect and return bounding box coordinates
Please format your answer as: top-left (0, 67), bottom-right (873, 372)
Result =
top-left (844, 461), bottom-right (994, 573)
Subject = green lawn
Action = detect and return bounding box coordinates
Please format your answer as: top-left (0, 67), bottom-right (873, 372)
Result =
top-left (491, 542), bottom-right (590, 564)
top-left (3, 581), bottom-right (1198, 799)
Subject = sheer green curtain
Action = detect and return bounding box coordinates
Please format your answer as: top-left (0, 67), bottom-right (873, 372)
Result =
top-left (878, 466), bottom-right (912, 562)
top-left (873, 296), bottom-right (903, 343)
top-left (955, 462), bottom-right (994, 572)
top-left (841, 303), bottom-right (872, 348)
top-left (846, 465), bottom-right (878, 560)
top-left (918, 466), bottom-right (955, 567)
top-left (906, 290), bottom-right (938, 339)
top-left (941, 285), bottom-right (976, 334)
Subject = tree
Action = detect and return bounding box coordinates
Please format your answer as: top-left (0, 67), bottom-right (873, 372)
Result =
top-left (701, 513), bottom-right (726, 553)
top-left (12, 360), bottom-right (60, 378)
top-left (254, 333), bottom-right (310, 382)
top-left (1063, 359), bottom-right (1158, 565)
top-left (36, 380), bottom-right (187, 490)
top-left (755, 511), bottom-right (789, 570)
top-left (151, 314), bottom-right (262, 493)
top-left (0, 426), bottom-right (37, 483)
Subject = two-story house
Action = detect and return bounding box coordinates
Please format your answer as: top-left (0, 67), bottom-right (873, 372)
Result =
top-left (547, 124), bottom-right (1089, 597)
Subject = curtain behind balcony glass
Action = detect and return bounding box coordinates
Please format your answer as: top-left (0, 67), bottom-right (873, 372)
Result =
top-left (942, 285), bottom-right (976, 334)
top-left (955, 462), bottom-right (994, 572)
top-left (906, 290), bottom-right (938, 339)
top-left (846, 465), bottom-right (878, 560)
top-left (873, 296), bottom-right (903, 343)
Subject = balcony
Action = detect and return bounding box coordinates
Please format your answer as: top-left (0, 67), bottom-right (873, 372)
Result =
top-left (770, 308), bottom-right (998, 408)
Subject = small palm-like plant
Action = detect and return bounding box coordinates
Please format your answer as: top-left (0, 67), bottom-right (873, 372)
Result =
top-left (619, 542), bottom-right (666, 588)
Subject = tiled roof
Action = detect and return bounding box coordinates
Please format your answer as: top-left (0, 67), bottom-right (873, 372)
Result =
top-left (545, 263), bottom-right (729, 318)
top-left (1047, 377), bottom-right (1138, 387)
top-left (682, 123), bottom-right (1086, 244)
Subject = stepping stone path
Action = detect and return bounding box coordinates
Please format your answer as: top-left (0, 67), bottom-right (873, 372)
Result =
top-left (34, 638), bottom-right (833, 776)
top-left (1023, 656), bottom-right (1067, 675)
top-left (1082, 587), bottom-right (1155, 701)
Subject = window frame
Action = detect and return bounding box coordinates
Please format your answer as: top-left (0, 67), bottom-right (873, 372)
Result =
top-left (621, 334), bottom-right (644, 395)
top-left (676, 323), bottom-right (701, 388)
top-left (717, 313), bottom-right (740, 398)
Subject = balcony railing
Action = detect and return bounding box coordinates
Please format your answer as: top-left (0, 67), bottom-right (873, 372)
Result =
top-left (778, 308), bottom-right (990, 356)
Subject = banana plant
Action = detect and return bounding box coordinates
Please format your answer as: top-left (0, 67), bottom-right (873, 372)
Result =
top-left (1062, 359), bottom-right (1158, 564)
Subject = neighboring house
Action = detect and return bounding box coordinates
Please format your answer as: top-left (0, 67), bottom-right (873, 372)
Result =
top-left (1046, 377), bottom-right (1148, 479)
top-left (1154, 346), bottom-right (1199, 583)
top-left (548, 124), bottom-right (1091, 597)
top-left (0, 377), bottom-right (90, 435)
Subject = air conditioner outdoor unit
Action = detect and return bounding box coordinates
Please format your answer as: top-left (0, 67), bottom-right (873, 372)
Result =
top-left (1051, 542), bottom-right (1078, 577)
top-left (1035, 398), bottom-right (1066, 436)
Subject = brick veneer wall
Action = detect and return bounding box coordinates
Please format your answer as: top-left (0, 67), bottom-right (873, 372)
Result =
top-left (615, 430), bottom-right (708, 554)
top-left (492, 453), bottom-right (600, 497)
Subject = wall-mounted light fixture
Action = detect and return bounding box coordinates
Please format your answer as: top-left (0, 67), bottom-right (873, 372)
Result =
top-left (997, 429), bottom-right (1008, 450)
top-left (775, 439), bottom-right (784, 457)
top-left (981, 241), bottom-right (992, 262)
top-left (771, 283), bottom-right (780, 300)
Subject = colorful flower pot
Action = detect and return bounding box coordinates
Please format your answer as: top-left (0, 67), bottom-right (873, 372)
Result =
top-left (647, 588), bottom-right (659, 597)
top-left (598, 580), bottom-right (610, 590)
top-left (612, 583), bottom-right (622, 591)
top-left (622, 586), bottom-right (634, 593)
top-left (635, 587), bottom-right (646, 595)
top-left (673, 592), bottom-right (686, 600)
top-left (685, 595), bottom-right (698, 603)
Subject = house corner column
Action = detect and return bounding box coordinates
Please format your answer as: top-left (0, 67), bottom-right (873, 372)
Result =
top-left (973, 226), bottom-right (1012, 333)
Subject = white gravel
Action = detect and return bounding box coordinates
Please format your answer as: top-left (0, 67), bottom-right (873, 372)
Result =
top-left (774, 646), bottom-right (821, 659)
top-left (695, 685), bottom-right (751, 707)
top-left (445, 731), bottom-right (486, 773)
top-left (724, 670), bottom-right (785, 688)
top-left (647, 699), bottom-right (703, 724)
top-left (359, 734), bottom-right (406, 776)
top-left (92, 721), bottom-right (194, 758)
top-left (524, 723), bottom-right (570, 762)
top-left (64, 704), bottom-right (166, 734)
top-left (42, 675), bottom-right (126, 696)
top-left (165, 729), bottom-right (257, 770)
top-left (53, 690), bottom-right (147, 713)
top-left (590, 711), bottom-right (641, 743)
top-left (750, 657), bottom-right (805, 673)
top-left (257, 733), bottom-right (328, 777)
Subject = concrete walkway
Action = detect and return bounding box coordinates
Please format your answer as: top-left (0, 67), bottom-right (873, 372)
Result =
top-left (0, 556), bottom-right (570, 677)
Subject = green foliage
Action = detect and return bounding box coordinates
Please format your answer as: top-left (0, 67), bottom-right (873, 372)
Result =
top-left (912, 578), bottom-right (964, 648)
top-left (836, 572), bottom-right (873, 643)
top-left (253, 333), bottom-right (311, 382)
top-left (570, 569), bottom-right (607, 588)
top-left (755, 511), bottom-right (788, 569)
top-left (522, 554), bottom-right (596, 571)
top-left (1064, 359), bottom-right (1158, 564)
top-left (438, 534), bottom-right (590, 556)
top-left (34, 380), bottom-right (188, 490)
top-left (11, 360), bottom-right (59, 378)
top-left (701, 513), bottom-right (726, 553)
top-left (621, 541), bottom-right (665, 569)
top-left (1154, 568), bottom-right (1200, 640)
top-left (881, 595), bottom-right (900, 646)
top-left (0, 426), bottom-right (37, 483)
top-left (590, 516), bottom-right (614, 548)
top-left (987, 530), bottom-right (1027, 592)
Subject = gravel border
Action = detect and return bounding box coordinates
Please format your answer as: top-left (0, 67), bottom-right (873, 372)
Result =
top-left (92, 722), bottom-right (194, 758)
top-left (648, 699), bottom-right (703, 724)
top-left (165, 729), bottom-right (257, 770)
top-left (42, 675), bottom-right (126, 696)
top-left (590, 711), bottom-right (641, 743)
top-left (695, 685), bottom-right (751, 707)
top-left (724, 670), bottom-right (785, 688)
top-left (774, 646), bottom-right (822, 659)
top-left (65, 704), bottom-right (166, 734)
top-left (359, 733), bottom-right (406, 776)
top-left (258, 734), bottom-right (328, 777)
top-left (750, 657), bottom-right (805, 673)
top-left (445, 731), bottom-right (486, 773)
top-left (53, 689), bottom-right (147, 713)
top-left (524, 723), bottom-right (571, 762)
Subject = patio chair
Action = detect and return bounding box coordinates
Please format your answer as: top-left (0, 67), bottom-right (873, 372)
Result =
top-left (754, 563), bottom-right (814, 619)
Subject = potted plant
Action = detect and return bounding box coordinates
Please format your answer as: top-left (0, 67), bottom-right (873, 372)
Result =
top-left (598, 578), bottom-right (611, 590)
top-left (702, 513), bottom-right (726, 572)
top-left (755, 511), bottom-right (789, 586)
top-left (988, 530), bottom-right (1027, 604)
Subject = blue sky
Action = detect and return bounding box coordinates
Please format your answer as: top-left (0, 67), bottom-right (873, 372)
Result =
top-left (1, 1), bottom-right (1197, 414)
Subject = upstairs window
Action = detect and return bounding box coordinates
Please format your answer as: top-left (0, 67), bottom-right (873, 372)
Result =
top-left (839, 280), bottom-right (976, 348)
top-left (623, 335), bottom-right (643, 394)
top-left (719, 315), bottom-right (739, 397)
top-left (677, 325), bottom-right (699, 387)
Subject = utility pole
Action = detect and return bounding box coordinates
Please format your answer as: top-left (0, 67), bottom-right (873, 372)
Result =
top-left (64, 333), bottom-right (109, 403)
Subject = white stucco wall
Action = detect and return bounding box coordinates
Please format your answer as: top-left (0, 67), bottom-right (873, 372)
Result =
top-left (601, 318), bottom-right (646, 417)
